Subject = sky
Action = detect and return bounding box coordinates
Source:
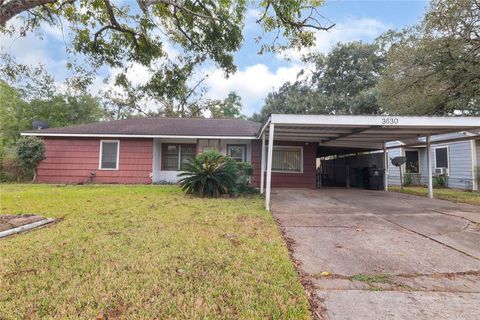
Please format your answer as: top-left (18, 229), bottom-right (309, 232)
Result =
top-left (1, 0), bottom-right (429, 116)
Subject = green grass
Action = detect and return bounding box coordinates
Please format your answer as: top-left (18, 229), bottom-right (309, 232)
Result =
top-left (0, 184), bottom-right (311, 319)
top-left (389, 186), bottom-right (480, 206)
top-left (351, 274), bottom-right (393, 285)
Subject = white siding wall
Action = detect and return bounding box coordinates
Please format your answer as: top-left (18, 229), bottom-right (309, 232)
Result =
top-left (443, 141), bottom-right (473, 190)
top-left (387, 148), bottom-right (402, 186)
top-left (387, 141), bottom-right (476, 190)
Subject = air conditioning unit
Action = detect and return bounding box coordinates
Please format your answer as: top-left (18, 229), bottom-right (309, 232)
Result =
top-left (435, 167), bottom-right (448, 175)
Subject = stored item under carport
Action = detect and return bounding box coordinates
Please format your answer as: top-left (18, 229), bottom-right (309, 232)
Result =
top-left (367, 168), bottom-right (384, 190)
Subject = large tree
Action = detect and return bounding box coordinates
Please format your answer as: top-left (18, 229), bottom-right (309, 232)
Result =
top-left (252, 41), bottom-right (386, 122)
top-left (377, 0), bottom-right (480, 115)
top-left (1, 0), bottom-right (333, 115)
top-left (0, 79), bottom-right (104, 156)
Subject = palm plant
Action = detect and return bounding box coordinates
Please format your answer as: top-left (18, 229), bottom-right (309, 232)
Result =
top-left (178, 151), bottom-right (238, 197)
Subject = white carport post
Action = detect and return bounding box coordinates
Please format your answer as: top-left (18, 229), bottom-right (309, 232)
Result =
top-left (265, 123), bottom-right (274, 211)
top-left (426, 135), bottom-right (433, 199)
top-left (383, 142), bottom-right (388, 191)
top-left (260, 132), bottom-right (266, 194)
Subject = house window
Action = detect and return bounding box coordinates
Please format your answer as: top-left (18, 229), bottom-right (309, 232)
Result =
top-left (99, 140), bottom-right (119, 170)
top-left (271, 146), bottom-right (303, 173)
top-left (405, 150), bottom-right (420, 173)
top-left (162, 144), bottom-right (196, 171)
top-left (227, 145), bottom-right (246, 162)
top-left (435, 147), bottom-right (449, 168)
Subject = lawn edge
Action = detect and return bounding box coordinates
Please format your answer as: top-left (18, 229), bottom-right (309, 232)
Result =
top-left (271, 214), bottom-right (326, 320)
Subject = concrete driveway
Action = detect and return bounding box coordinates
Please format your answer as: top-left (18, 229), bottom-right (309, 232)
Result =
top-left (272, 189), bottom-right (480, 320)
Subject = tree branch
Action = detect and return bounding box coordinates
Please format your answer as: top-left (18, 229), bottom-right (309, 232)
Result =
top-left (0, 0), bottom-right (60, 26)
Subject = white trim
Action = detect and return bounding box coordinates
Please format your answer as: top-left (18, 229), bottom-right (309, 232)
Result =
top-left (433, 145), bottom-right (450, 174)
top-left (266, 123), bottom-right (274, 211)
top-left (21, 132), bottom-right (256, 140)
top-left (269, 145), bottom-right (304, 174)
top-left (427, 136), bottom-right (433, 198)
top-left (260, 133), bottom-right (266, 194)
top-left (269, 114), bottom-right (480, 128)
top-left (99, 140), bottom-right (120, 170)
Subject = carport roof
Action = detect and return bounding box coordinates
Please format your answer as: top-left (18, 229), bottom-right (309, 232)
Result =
top-left (259, 114), bottom-right (480, 150)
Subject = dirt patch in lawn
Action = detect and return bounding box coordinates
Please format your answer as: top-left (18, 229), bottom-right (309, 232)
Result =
top-left (0, 214), bottom-right (55, 236)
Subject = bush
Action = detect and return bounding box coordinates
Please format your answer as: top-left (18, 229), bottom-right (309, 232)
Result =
top-left (404, 173), bottom-right (413, 186)
top-left (234, 161), bottom-right (256, 194)
top-left (16, 137), bottom-right (46, 182)
top-left (178, 151), bottom-right (238, 197)
top-left (433, 175), bottom-right (447, 188)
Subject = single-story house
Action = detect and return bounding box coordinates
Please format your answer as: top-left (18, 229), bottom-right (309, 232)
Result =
top-left (22, 114), bottom-right (480, 210)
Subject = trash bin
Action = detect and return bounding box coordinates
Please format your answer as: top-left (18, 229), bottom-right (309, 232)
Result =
top-left (367, 168), bottom-right (384, 190)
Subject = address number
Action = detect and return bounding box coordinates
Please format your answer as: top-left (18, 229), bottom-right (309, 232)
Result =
top-left (381, 117), bottom-right (399, 125)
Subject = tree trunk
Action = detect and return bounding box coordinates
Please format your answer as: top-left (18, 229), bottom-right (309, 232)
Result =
top-left (32, 167), bottom-right (37, 183)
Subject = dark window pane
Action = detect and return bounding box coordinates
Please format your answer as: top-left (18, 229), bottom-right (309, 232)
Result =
top-left (405, 150), bottom-right (419, 173)
top-left (180, 145), bottom-right (196, 167)
top-left (162, 144), bottom-right (179, 171)
top-left (228, 145), bottom-right (245, 161)
top-left (101, 142), bottom-right (118, 169)
top-left (435, 148), bottom-right (448, 168)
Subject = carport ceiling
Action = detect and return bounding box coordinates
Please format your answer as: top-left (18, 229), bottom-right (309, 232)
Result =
top-left (260, 114), bottom-right (480, 150)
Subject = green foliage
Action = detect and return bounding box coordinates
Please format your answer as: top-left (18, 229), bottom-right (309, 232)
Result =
top-left (404, 173), bottom-right (413, 186)
top-left (0, 80), bottom-right (104, 157)
top-left (252, 41), bottom-right (386, 122)
top-left (178, 151), bottom-right (239, 197)
top-left (15, 137), bottom-right (45, 180)
top-left (377, 0), bottom-right (480, 115)
top-left (234, 161), bottom-right (256, 194)
top-left (1, 0), bottom-right (332, 118)
top-left (209, 91), bottom-right (245, 119)
top-left (433, 175), bottom-right (447, 188)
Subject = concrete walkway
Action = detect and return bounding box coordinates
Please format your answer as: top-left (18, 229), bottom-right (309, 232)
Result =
top-left (272, 188), bottom-right (480, 320)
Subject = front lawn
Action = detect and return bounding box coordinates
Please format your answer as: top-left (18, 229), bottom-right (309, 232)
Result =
top-left (0, 184), bottom-right (310, 319)
top-left (389, 186), bottom-right (480, 206)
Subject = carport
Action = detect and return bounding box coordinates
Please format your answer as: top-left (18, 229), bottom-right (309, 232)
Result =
top-left (258, 114), bottom-right (480, 210)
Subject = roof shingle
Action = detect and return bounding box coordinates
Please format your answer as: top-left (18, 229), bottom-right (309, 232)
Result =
top-left (23, 117), bottom-right (261, 137)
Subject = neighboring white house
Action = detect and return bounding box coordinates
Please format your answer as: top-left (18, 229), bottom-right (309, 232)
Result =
top-left (387, 132), bottom-right (480, 191)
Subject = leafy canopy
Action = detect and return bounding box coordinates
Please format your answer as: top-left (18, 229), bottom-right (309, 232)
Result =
top-left (377, 0), bottom-right (480, 115)
top-left (0, 0), bottom-right (333, 97)
top-left (252, 41), bottom-right (386, 122)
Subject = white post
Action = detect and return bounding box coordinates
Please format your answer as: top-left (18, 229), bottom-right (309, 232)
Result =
top-left (265, 123), bottom-right (274, 211)
top-left (383, 143), bottom-right (388, 191)
top-left (260, 132), bottom-right (266, 194)
top-left (427, 135), bottom-right (433, 199)
top-left (471, 140), bottom-right (478, 192)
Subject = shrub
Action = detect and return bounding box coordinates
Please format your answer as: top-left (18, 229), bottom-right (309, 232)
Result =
top-left (433, 175), bottom-right (447, 188)
top-left (404, 173), bottom-right (413, 186)
top-left (233, 161), bottom-right (256, 194)
top-left (16, 137), bottom-right (46, 182)
top-left (178, 151), bottom-right (238, 197)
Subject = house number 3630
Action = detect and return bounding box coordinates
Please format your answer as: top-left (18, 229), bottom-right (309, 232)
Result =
top-left (381, 117), bottom-right (399, 125)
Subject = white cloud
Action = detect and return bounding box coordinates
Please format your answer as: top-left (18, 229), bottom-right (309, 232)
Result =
top-left (280, 18), bottom-right (391, 60)
top-left (204, 63), bottom-right (303, 115)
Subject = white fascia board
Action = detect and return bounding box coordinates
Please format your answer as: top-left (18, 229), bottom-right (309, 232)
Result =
top-left (21, 132), bottom-right (257, 140)
top-left (270, 114), bottom-right (480, 128)
top-left (257, 117), bottom-right (271, 137)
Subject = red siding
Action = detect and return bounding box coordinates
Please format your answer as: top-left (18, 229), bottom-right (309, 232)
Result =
top-left (251, 140), bottom-right (317, 189)
top-left (37, 138), bottom-right (153, 184)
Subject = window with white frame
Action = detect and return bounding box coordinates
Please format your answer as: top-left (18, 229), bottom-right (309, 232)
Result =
top-left (271, 146), bottom-right (303, 173)
top-left (99, 140), bottom-right (119, 170)
top-left (227, 145), bottom-right (246, 162)
top-left (435, 146), bottom-right (449, 168)
top-left (162, 144), bottom-right (196, 171)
